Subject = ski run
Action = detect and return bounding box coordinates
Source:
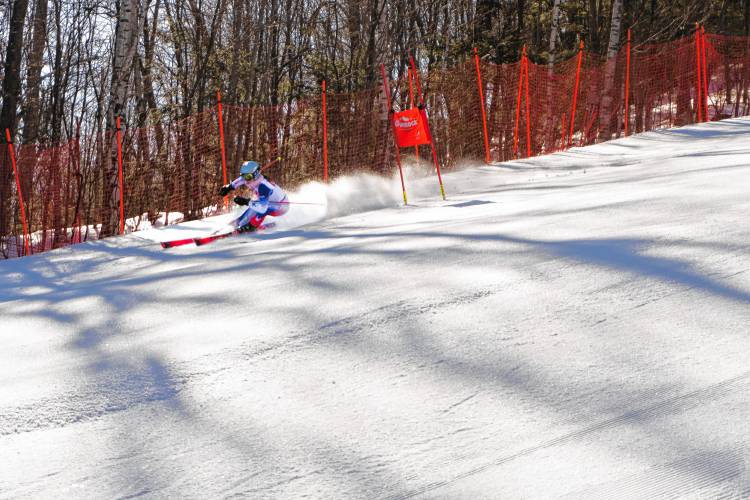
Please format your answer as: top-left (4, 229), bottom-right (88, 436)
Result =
top-left (1, 118), bottom-right (750, 499)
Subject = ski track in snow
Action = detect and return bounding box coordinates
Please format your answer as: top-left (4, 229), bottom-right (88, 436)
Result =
top-left (2, 118), bottom-right (750, 499)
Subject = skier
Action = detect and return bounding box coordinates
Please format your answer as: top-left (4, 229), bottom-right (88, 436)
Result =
top-left (218, 160), bottom-right (289, 232)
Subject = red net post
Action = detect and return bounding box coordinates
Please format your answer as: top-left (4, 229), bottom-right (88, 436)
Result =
top-left (514, 46), bottom-right (526, 157)
top-left (524, 54), bottom-right (532, 157)
top-left (381, 64), bottom-right (408, 205)
top-left (322, 80), bottom-right (329, 183)
top-left (701, 26), bottom-right (710, 120)
top-left (116, 116), bottom-right (125, 234)
top-left (474, 48), bottom-right (491, 163)
top-left (217, 90), bottom-right (229, 207)
top-left (695, 24), bottom-right (704, 123)
top-left (509, 46), bottom-right (538, 157)
top-left (569, 41), bottom-right (585, 148)
top-left (5, 129), bottom-right (30, 256)
top-left (72, 127), bottom-right (82, 244)
top-left (625, 29), bottom-right (632, 136)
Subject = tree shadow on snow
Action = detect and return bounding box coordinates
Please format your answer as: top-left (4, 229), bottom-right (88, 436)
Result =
top-left (2, 221), bottom-right (750, 497)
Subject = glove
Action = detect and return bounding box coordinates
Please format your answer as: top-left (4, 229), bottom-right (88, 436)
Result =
top-left (233, 196), bottom-right (250, 206)
top-left (219, 184), bottom-right (233, 196)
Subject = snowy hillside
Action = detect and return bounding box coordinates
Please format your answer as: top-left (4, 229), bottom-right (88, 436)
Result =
top-left (2, 118), bottom-right (750, 499)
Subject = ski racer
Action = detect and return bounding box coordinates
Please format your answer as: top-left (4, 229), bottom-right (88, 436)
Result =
top-left (218, 160), bottom-right (289, 232)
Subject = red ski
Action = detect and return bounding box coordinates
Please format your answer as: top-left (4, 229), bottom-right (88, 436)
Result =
top-left (160, 223), bottom-right (275, 249)
top-left (193, 230), bottom-right (240, 246)
top-left (160, 238), bottom-right (196, 249)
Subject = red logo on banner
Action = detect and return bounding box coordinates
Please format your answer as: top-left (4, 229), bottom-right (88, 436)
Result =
top-left (392, 109), bottom-right (431, 147)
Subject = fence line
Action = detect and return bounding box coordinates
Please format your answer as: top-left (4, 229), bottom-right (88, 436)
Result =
top-left (2, 28), bottom-right (749, 258)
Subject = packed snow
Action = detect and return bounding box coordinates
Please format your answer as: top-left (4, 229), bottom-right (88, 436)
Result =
top-left (1, 118), bottom-right (749, 499)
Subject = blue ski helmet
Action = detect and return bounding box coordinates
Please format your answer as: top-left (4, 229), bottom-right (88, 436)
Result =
top-left (240, 160), bottom-right (260, 180)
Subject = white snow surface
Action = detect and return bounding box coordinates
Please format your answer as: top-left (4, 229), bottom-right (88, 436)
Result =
top-left (2, 118), bottom-right (750, 499)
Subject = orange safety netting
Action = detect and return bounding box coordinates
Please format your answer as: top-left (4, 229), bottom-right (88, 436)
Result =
top-left (2, 30), bottom-right (750, 258)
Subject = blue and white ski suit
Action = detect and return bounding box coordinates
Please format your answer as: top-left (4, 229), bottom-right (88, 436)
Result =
top-left (229, 174), bottom-right (289, 229)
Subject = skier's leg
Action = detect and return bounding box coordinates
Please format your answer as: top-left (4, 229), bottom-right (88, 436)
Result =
top-left (248, 212), bottom-right (266, 229)
top-left (235, 207), bottom-right (270, 232)
top-left (266, 198), bottom-right (289, 218)
top-left (234, 207), bottom-right (258, 231)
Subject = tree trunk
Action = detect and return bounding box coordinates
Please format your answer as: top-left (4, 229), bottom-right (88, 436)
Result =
top-left (599, 0), bottom-right (624, 140)
top-left (0, 0), bottom-right (30, 238)
top-left (364, 0), bottom-right (383, 87)
top-left (227, 0), bottom-right (243, 101)
top-left (587, 0), bottom-right (599, 53)
top-left (22, 0), bottom-right (49, 144)
top-left (548, 0), bottom-right (564, 66)
top-left (102, 0), bottom-right (141, 237)
top-left (17, 0), bottom-right (48, 243)
top-left (547, 0), bottom-right (564, 148)
top-left (346, 0), bottom-right (361, 91)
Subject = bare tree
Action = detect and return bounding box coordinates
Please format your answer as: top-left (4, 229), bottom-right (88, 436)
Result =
top-left (600, 0), bottom-right (624, 139)
top-left (22, 0), bottom-right (49, 144)
top-left (548, 0), bottom-right (564, 67)
top-left (0, 0), bottom-right (30, 237)
top-left (102, 0), bottom-right (141, 236)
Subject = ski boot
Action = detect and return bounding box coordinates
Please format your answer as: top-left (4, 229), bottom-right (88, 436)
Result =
top-left (237, 224), bottom-right (257, 233)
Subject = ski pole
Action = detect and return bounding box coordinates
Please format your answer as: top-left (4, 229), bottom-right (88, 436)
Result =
top-left (261, 156), bottom-right (282, 172)
top-left (229, 198), bottom-right (327, 206)
top-left (271, 200), bottom-right (325, 206)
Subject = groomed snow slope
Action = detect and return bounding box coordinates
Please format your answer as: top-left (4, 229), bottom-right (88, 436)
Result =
top-left (2, 118), bottom-right (750, 499)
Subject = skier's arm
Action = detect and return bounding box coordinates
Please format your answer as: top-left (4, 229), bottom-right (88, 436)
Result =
top-left (218, 177), bottom-right (246, 196)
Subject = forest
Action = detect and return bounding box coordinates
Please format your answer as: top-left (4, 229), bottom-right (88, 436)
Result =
top-left (1, 1), bottom-right (747, 141)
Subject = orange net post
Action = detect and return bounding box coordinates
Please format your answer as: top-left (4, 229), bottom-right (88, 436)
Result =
top-left (695, 24), bottom-right (704, 123)
top-left (511, 45), bottom-right (534, 158)
top-left (514, 46), bottom-right (526, 157)
top-left (524, 54), bottom-right (532, 157)
top-left (116, 116), bottom-right (125, 234)
top-left (625, 29), bottom-right (632, 136)
top-left (5, 129), bottom-right (30, 256)
top-left (569, 41), bottom-right (585, 148)
top-left (217, 90), bottom-right (229, 208)
top-left (322, 81), bottom-right (329, 183)
top-left (701, 26), bottom-right (710, 120)
top-left (474, 48), bottom-right (491, 163)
